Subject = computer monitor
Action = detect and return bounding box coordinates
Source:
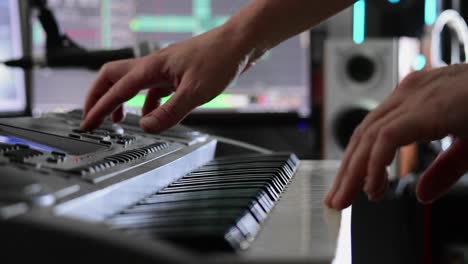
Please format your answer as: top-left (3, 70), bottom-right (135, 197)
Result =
top-left (32, 1), bottom-right (311, 117)
top-left (0, 0), bottom-right (27, 116)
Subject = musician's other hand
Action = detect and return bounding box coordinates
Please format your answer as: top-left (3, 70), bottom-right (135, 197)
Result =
top-left (325, 64), bottom-right (468, 209)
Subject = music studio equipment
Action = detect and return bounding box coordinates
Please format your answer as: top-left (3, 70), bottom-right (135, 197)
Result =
top-left (3, 41), bottom-right (157, 70)
top-left (3, 0), bottom-right (158, 71)
top-left (323, 37), bottom-right (420, 175)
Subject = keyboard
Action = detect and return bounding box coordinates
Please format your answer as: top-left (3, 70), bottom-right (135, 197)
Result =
top-left (0, 110), bottom-right (300, 254)
top-left (106, 153), bottom-right (299, 251)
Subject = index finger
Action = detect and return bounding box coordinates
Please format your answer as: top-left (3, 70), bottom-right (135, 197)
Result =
top-left (83, 59), bottom-right (136, 119)
top-left (81, 65), bottom-right (158, 131)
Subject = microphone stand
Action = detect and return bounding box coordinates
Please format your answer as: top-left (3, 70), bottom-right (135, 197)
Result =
top-left (29, 0), bottom-right (89, 68)
top-left (7, 0), bottom-right (157, 70)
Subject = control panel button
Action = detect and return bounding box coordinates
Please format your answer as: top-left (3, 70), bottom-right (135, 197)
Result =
top-left (51, 151), bottom-right (66, 157)
top-left (92, 130), bottom-right (110, 136)
top-left (69, 133), bottom-right (81, 139)
top-left (99, 140), bottom-right (112, 146)
top-left (0, 143), bottom-right (19, 153)
top-left (82, 134), bottom-right (107, 141)
top-left (117, 139), bottom-right (128, 145)
top-left (72, 129), bottom-right (85, 134)
top-left (5, 149), bottom-right (43, 162)
top-left (46, 157), bottom-right (59, 163)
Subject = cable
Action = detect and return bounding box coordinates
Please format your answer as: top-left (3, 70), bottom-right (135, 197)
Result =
top-left (428, 10), bottom-right (468, 151)
top-left (430, 9), bottom-right (468, 67)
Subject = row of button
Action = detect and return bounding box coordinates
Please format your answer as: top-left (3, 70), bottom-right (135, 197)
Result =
top-left (75, 160), bottom-right (117, 176)
top-left (69, 131), bottom-right (136, 146)
top-left (73, 142), bottom-right (170, 178)
top-left (1, 143), bottom-right (43, 162)
top-left (1, 142), bottom-right (70, 164)
top-left (46, 152), bottom-right (67, 164)
top-left (0, 143), bottom-right (20, 153)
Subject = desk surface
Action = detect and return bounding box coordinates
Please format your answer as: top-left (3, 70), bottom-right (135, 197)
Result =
top-left (208, 160), bottom-right (351, 264)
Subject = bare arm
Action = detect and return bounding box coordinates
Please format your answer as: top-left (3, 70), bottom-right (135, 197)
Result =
top-left (225, 0), bottom-right (356, 68)
top-left (80, 0), bottom-right (355, 132)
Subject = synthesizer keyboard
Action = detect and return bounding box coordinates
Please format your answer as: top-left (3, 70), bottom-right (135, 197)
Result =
top-left (0, 110), bottom-right (300, 255)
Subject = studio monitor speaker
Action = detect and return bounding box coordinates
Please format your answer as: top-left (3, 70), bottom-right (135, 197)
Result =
top-left (323, 38), bottom-right (420, 175)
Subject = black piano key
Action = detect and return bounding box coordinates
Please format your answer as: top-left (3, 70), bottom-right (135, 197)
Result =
top-left (195, 162), bottom-right (291, 172)
top-left (160, 182), bottom-right (279, 201)
top-left (173, 177), bottom-right (284, 194)
top-left (188, 167), bottom-right (292, 183)
top-left (109, 208), bottom-right (243, 226)
top-left (128, 225), bottom-right (248, 251)
top-left (112, 211), bottom-right (260, 242)
top-left (122, 199), bottom-right (266, 222)
top-left (175, 171), bottom-right (285, 185)
top-left (206, 153), bottom-right (293, 162)
top-left (111, 207), bottom-right (266, 233)
top-left (142, 189), bottom-right (274, 212)
top-left (181, 170), bottom-right (289, 187)
top-left (207, 154), bottom-right (297, 167)
top-left (172, 175), bottom-right (285, 194)
top-left (161, 181), bottom-right (277, 196)
top-left (118, 210), bottom-right (259, 245)
top-left (110, 210), bottom-right (241, 229)
top-left (185, 167), bottom-right (289, 180)
top-left (114, 215), bottom-right (238, 230)
top-left (207, 155), bottom-right (299, 173)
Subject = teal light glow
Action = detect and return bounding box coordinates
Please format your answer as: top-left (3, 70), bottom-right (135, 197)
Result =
top-left (425, 0), bottom-right (437, 25)
top-left (413, 54), bottom-right (427, 71)
top-left (388, 0), bottom-right (400, 3)
top-left (353, 0), bottom-right (366, 45)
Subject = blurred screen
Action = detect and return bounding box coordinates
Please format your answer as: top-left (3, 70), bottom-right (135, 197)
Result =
top-left (0, 0), bottom-right (27, 114)
top-left (33, 0), bottom-right (310, 117)
top-left (0, 135), bottom-right (64, 153)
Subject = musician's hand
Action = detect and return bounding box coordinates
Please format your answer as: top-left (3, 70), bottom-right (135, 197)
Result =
top-left (325, 64), bottom-right (468, 210)
top-left (81, 26), bottom-right (250, 133)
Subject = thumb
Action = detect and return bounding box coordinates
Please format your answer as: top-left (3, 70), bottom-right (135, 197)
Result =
top-left (416, 139), bottom-right (468, 204)
top-left (139, 90), bottom-right (197, 133)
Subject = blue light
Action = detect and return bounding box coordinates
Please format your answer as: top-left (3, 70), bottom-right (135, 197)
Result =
top-left (388, 0), bottom-right (400, 3)
top-left (413, 54), bottom-right (427, 71)
top-left (425, 0), bottom-right (437, 25)
top-left (353, 0), bottom-right (366, 45)
top-left (297, 121), bottom-right (308, 132)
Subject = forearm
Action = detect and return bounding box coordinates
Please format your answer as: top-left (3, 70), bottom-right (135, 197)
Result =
top-left (222, 0), bottom-right (356, 65)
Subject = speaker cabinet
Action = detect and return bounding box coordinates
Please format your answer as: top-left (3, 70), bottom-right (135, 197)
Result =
top-left (323, 38), bottom-right (420, 175)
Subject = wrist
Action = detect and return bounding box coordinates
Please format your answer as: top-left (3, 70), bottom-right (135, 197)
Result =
top-left (219, 12), bottom-right (270, 72)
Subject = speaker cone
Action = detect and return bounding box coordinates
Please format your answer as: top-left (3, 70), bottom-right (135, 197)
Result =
top-left (333, 107), bottom-right (370, 149)
top-left (346, 54), bottom-right (376, 83)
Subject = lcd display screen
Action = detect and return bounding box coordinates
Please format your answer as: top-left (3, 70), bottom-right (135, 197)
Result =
top-left (0, 135), bottom-right (66, 153)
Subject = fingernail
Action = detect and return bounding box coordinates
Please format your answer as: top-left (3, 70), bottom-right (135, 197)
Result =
top-left (417, 195), bottom-right (435, 205)
top-left (140, 115), bottom-right (160, 132)
top-left (80, 120), bottom-right (88, 130)
top-left (331, 195), bottom-right (340, 209)
top-left (324, 196), bottom-right (332, 207)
